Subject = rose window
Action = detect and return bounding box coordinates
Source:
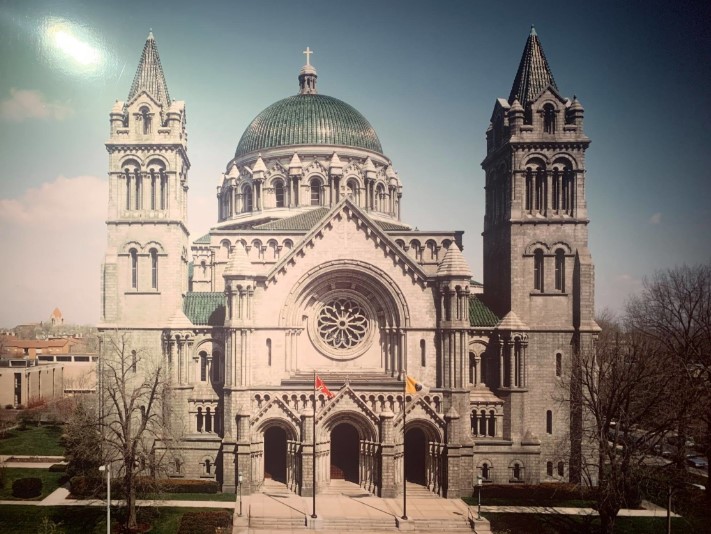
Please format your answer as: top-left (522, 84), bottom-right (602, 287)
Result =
top-left (317, 298), bottom-right (369, 350)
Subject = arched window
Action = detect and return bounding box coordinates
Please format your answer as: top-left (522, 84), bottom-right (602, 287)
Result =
top-left (534, 249), bottom-right (544, 292)
top-left (551, 169), bottom-right (560, 211)
top-left (174, 458), bottom-right (182, 475)
top-left (160, 171), bottom-right (168, 210)
top-left (347, 179), bottom-right (358, 204)
top-left (525, 169), bottom-right (533, 212)
top-left (200, 351), bottom-right (207, 382)
top-left (149, 170), bottom-right (157, 210)
top-left (150, 248), bottom-right (158, 289)
top-left (555, 353), bottom-right (562, 377)
top-left (125, 169), bottom-right (132, 210)
top-left (134, 173), bottom-right (142, 210)
top-left (511, 462), bottom-right (523, 481)
top-left (543, 103), bottom-right (556, 134)
top-left (555, 249), bottom-right (565, 292)
top-left (420, 339), bottom-right (426, 367)
top-left (131, 350), bottom-right (137, 373)
top-left (547, 461), bottom-right (553, 477)
top-left (557, 461), bottom-right (565, 477)
top-left (205, 407), bottom-right (212, 433)
top-left (310, 178), bottom-right (321, 206)
top-left (469, 352), bottom-right (476, 384)
top-left (204, 458), bottom-right (212, 476)
top-left (267, 338), bottom-right (272, 367)
top-left (197, 407), bottom-right (203, 432)
top-left (243, 185), bottom-right (253, 212)
top-left (480, 462), bottom-right (491, 481)
top-left (546, 410), bottom-right (553, 434)
top-left (535, 169), bottom-right (546, 212)
top-left (274, 180), bottom-right (285, 208)
top-left (130, 249), bottom-right (138, 289)
top-left (488, 410), bottom-right (496, 437)
top-left (562, 168), bottom-right (574, 215)
top-left (140, 106), bottom-right (151, 135)
top-left (375, 183), bottom-right (385, 212)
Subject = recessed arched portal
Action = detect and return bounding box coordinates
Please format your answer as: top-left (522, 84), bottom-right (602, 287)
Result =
top-left (264, 426), bottom-right (287, 482)
top-left (330, 423), bottom-right (359, 482)
top-left (405, 427), bottom-right (427, 485)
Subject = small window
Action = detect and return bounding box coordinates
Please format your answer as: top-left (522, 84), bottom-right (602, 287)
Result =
top-left (310, 178), bottom-right (321, 206)
top-left (420, 340), bottom-right (426, 367)
top-left (557, 461), bottom-right (565, 477)
top-left (555, 353), bottom-right (562, 377)
top-left (267, 339), bottom-right (272, 367)
top-left (200, 351), bottom-right (207, 382)
top-left (546, 410), bottom-right (553, 434)
top-left (140, 106), bottom-right (151, 135)
top-left (130, 249), bottom-right (138, 289)
top-left (480, 463), bottom-right (491, 481)
top-left (543, 103), bottom-right (556, 134)
top-left (150, 248), bottom-right (158, 289)
top-left (525, 169), bottom-right (533, 211)
top-left (534, 250), bottom-right (544, 292)
top-left (131, 350), bottom-right (137, 373)
top-left (243, 185), bottom-right (253, 212)
top-left (546, 461), bottom-right (553, 477)
top-left (274, 180), bottom-right (285, 208)
top-left (555, 249), bottom-right (565, 292)
top-left (512, 463), bottom-right (522, 481)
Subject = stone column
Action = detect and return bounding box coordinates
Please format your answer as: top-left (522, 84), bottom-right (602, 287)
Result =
top-left (379, 408), bottom-right (396, 497)
top-left (300, 409), bottom-right (315, 497)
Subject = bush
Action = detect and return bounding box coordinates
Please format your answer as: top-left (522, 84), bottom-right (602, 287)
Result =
top-left (177, 511), bottom-right (232, 534)
top-left (49, 463), bottom-right (67, 472)
top-left (4, 404), bottom-right (13, 409)
top-left (159, 478), bottom-right (220, 494)
top-left (69, 475), bottom-right (102, 498)
top-left (11, 476), bottom-right (43, 498)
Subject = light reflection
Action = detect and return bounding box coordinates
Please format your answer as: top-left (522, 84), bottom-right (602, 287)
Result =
top-left (41, 18), bottom-right (106, 75)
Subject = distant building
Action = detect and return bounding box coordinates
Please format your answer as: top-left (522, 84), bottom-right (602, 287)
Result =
top-left (0, 338), bottom-right (77, 359)
top-left (100, 28), bottom-right (597, 496)
top-left (0, 358), bottom-right (64, 407)
top-left (50, 307), bottom-right (64, 326)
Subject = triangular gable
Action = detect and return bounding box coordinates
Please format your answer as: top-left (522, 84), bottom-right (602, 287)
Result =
top-left (265, 197), bottom-right (428, 287)
top-left (489, 97), bottom-right (511, 124)
top-left (316, 384), bottom-right (379, 427)
top-left (529, 85), bottom-right (567, 106)
top-left (250, 396), bottom-right (301, 429)
top-left (394, 396), bottom-right (446, 430)
top-left (126, 90), bottom-right (165, 112)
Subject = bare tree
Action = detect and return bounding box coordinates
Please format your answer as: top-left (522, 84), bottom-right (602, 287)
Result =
top-left (626, 263), bottom-right (711, 499)
top-left (573, 314), bottom-right (680, 534)
top-left (99, 333), bottom-right (168, 531)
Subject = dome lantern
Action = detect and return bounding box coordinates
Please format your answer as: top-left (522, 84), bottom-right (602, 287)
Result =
top-left (298, 47), bottom-right (318, 95)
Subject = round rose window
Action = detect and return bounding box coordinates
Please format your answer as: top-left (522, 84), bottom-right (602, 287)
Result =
top-left (317, 298), bottom-right (368, 349)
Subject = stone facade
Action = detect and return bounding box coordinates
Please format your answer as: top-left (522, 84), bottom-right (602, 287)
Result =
top-left (99, 28), bottom-right (596, 497)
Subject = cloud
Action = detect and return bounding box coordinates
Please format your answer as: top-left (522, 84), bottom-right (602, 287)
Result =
top-left (648, 212), bottom-right (662, 225)
top-left (0, 88), bottom-right (73, 122)
top-left (0, 175), bottom-right (106, 225)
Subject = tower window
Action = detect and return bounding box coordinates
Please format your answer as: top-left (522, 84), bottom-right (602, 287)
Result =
top-left (555, 249), bottom-right (565, 292)
top-left (525, 169), bottom-right (533, 212)
top-left (420, 339), bottom-right (426, 367)
top-left (140, 106), bottom-right (151, 134)
top-left (130, 248), bottom-right (138, 289)
top-left (547, 461), bottom-right (553, 477)
top-left (546, 410), bottom-right (553, 434)
top-left (200, 351), bottom-right (207, 382)
top-left (150, 248), bottom-right (158, 289)
top-left (274, 180), bottom-right (285, 208)
top-left (310, 178), bottom-right (321, 206)
top-left (135, 173), bottom-right (142, 210)
top-left (543, 104), bottom-right (556, 134)
top-left (347, 180), bottom-right (358, 204)
top-left (125, 170), bottom-right (132, 210)
top-left (535, 169), bottom-right (546, 212)
top-left (562, 168), bottom-right (574, 214)
top-left (150, 171), bottom-right (157, 210)
top-left (243, 185), bottom-right (253, 212)
top-left (160, 172), bottom-right (167, 210)
top-left (267, 338), bottom-right (272, 366)
top-left (533, 250), bottom-right (544, 292)
top-left (555, 353), bottom-right (562, 377)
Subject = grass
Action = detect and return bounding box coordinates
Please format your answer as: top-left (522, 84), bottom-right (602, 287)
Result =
top-left (143, 491), bottom-right (236, 501)
top-left (463, 483), bottom-right (596, 507)
top-left (0, 425), bottom-right (64, 456)
top-left (0, 506), bottom-right (232, 534)
top-left (484, 512), bottom-right (693, 534)
top-left (0, 467), bottom-right (66, 500)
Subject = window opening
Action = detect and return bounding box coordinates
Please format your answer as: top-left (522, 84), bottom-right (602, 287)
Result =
top-left (555, 249), bottom-right (565, 292)
top-left (534, 250), bottom-right (544, 292)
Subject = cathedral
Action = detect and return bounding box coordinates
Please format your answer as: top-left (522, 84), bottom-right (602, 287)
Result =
top-left (99, 28), bottom-right (597, 498)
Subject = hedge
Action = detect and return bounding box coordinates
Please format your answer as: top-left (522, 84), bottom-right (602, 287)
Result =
top-left (177, 511), bottom-right (232, 534)
top-left (12, 477), bottom-right (43, 498)
top-left (159, 479), bottom-right (219, 494)
top-left (48, 463), bottom-right (67, 472)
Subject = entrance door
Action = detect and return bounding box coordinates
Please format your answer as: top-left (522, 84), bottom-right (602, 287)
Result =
top-left (405, 427), bottom-right (427, 485)
top-left (330, 423), bottom-right (359, 482)
top-left (264, 426), bottom-right (287, 482)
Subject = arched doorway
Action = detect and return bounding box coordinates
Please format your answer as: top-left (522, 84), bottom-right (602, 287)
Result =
top-left (264, 426), bottom-right (287, 482)
top-left (405, 427), bottom-right (427, 485)
top-left (330, 423), bottom-right (359, 482)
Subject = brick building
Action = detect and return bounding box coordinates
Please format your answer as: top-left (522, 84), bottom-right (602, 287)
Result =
top-left (99, 28), bottom-right (596, 496)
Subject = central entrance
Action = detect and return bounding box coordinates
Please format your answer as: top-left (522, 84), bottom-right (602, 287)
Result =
top-left (330, 423), bottom-right (359, 482)
top-left (405, 427), bottom-right (427, 485)
top-left (264, 426), bottom-right (287, 482)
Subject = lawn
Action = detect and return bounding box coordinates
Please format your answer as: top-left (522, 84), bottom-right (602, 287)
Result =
top-left (463, 483), bottom-right (596, 508)
top-left (0, 467), bottom-right (66, 500)
top-left (0, 506), bottom-right (232, 534)
top-left (0, 425), bottom-right (64, 456)
top-left (484, 512), bottom-right (693, 534)
top-left (143, 491), bottom-right (236, 502)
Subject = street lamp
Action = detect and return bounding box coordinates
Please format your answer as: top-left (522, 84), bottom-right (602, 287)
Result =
top-left (238, 472), bottom-right (243, 517)
top-left (476, 475), bottom-right (483, 520)
top-left (99, 464), bottom-right (111, 533)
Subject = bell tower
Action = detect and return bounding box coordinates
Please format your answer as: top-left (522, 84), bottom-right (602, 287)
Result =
top-left (481, 27), bottom-right (597, 482)
top-left (102, 32), bottom-right (190, 326)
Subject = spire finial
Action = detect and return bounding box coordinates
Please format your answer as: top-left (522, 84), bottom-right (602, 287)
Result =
top-left (530, 24), bottom-right (536, 36)
top-left (303, 46), bottom-right (313, 66)
top-left (298, 47), bottom-right (318, 95)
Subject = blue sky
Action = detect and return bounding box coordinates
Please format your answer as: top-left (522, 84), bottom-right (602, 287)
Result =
top-left (0, 0), bottom-right (709, 326)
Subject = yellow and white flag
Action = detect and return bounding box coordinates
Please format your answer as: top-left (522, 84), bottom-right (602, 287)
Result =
top-left (405, 375), bottom-right (429, 395)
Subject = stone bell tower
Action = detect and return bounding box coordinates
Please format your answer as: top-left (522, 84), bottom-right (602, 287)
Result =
top-left (102, 32), bottom-right (190, 326)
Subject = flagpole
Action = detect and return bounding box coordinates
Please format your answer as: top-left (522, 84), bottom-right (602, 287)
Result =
top-left (312, 370), bottom-right (317, 519)
top-left (402, 377), bottom-right (408, 521)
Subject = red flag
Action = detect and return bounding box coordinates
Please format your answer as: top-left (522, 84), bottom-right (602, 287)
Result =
top-left (315, 374), bottom-right (334, 398)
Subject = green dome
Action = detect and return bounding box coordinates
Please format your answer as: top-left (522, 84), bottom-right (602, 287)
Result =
top-left (235, 94), bottom-right (383, 158)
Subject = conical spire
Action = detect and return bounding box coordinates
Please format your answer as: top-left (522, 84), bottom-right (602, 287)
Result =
top-left (508, 26), bottom-right (558, 105)
top-left (128, 31), bottom-right (172, 109)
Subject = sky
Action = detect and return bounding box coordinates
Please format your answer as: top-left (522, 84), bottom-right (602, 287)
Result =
top-left (0, 0), bottom-right (709, 327)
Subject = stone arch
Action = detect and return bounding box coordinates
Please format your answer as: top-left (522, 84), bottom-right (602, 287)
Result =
top-left (320, 409), bottom-right (378, 442)
top-left (144, 155), bottom-right (169, 170)
top-left (524, 241), bottom-right (550, 255)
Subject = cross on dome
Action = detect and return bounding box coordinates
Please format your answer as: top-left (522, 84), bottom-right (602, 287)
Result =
top-left (303, 47), bottom-right (313, 66)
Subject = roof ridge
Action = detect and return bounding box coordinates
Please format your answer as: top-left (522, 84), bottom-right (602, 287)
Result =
top-left (128, 32), bottom-right (171, 109)
top-left (509, 27), bottom-right (558, 105)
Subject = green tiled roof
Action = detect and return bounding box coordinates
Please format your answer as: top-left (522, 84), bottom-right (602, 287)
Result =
top-left (376, 220), bottom-right (411, 231)
top-left (469, 295), bottom-right (499, 327)
top-left (183, 292), bottom-right (225, 326)
top-left (255, 208), bottom-right (330, 231)
top-left (194, 233), bottom-right (210, 244)
top-left (235, 94), bottom-right (383, 158)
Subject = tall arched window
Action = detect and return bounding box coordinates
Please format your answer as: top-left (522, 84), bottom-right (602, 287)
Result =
top-left (420, 339), bottom-right (426, 367)
top-left (534, 249), bottom-right (544, 292)
top-left (150, 170), bottom-right (157, 210)
top-left (134, 173), bottom-right (142, 210)
top-left (243, 185), bottom-right (253, 212)
top-left (150, 248), bottom-right (158, 289)
top-left (535, 169), bottom-right (546, 212)
top-left (274, 180), bottom-right (285, 208)
top-left (546, 410), bottom-right (553, 434)
top-left (200, 351), bottom-right (207, 382)
top-left (543, 103), bottom-right (556, 134)
top-left (375, 184), bottom-right (385, 212)
top-left (267, 339), bottom-right (272, 367)
top-left (347, 179), bottom-right (358, 204)
top-left (160, 171), bottom-right (168, 210)
top-left (125, 169), bottom-right (132, 210)
top-left (197, 408), bottom-right (203, 432)
top-left (525, 169), bottom-right (533, 212)
top-left (140, 106), bottom-right (151, 134)
top-left (551, 169), bottom-right (560, 211)
top-left (130, 249), bottom-right (138, 289)
top-left (546, 461), bottom-right (553, 477)
top-left (562, 168), bottom-right (574, 215)
top-left (557, 461), bottom-right (565, 477)
top-left (310, 178), bottom-right (321, 206)
top-left (555, 249), bottom-right (565, 292)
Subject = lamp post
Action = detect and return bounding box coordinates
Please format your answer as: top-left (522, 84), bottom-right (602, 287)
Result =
top-left (476, 475), bottom-right (483, 520)
top-left (99, 464), bottom-right (111, 533)
top-left (238, 472), bottom-right (243, 517)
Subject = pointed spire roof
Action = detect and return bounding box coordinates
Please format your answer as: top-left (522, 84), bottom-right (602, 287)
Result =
top-left (128, 31), bottom-right (172, 109)
top-left (508, 26), bottom-right (558, 105)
